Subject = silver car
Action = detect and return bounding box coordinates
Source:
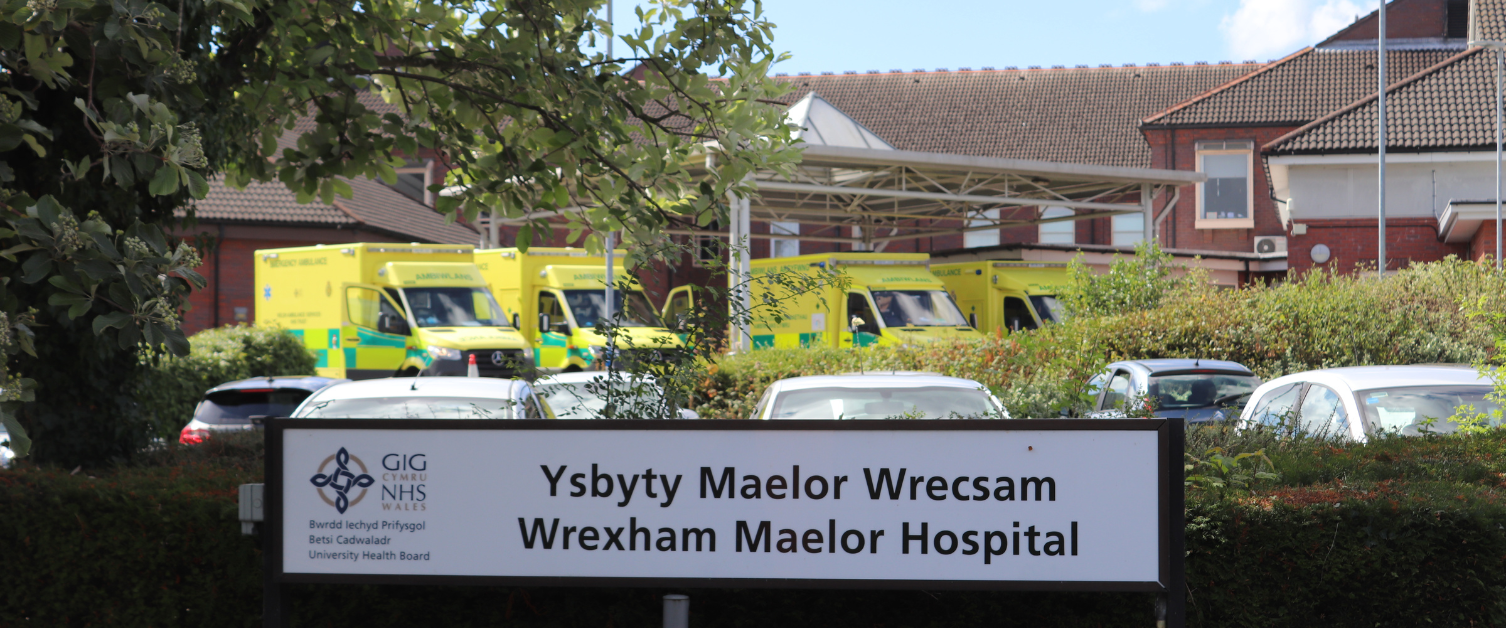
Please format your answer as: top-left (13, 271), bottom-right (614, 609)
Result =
top-left (534, 371), bottom-right (698, 420)
top-left (750, 372), bottom-right (1009, 420)
top-left (1239, 365), bottom-right (1503, 441)
top-left (291, 376), bottom-right (552, 419)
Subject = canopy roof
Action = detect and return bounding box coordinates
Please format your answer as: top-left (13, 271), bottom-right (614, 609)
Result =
top-left (672, 143), bottom-right (1205, 246)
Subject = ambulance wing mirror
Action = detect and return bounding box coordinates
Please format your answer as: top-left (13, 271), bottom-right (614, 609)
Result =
top-left (538, 312), bottom-right (550, 333)
top-left (511, 313), bottom-right (520, 329)
top-left (377, 313), bottom-right (410, 336)
top-left (968, 313), bottom-right (978, 328)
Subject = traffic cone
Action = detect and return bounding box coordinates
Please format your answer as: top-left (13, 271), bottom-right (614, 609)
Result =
top-left (467, 354), bottom-right (479, 377)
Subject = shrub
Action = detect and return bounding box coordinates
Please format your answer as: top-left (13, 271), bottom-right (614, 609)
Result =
top-left (697, 257), bottom-right (1505, 419)
top-left (138, 326), bottom-right (316, 441)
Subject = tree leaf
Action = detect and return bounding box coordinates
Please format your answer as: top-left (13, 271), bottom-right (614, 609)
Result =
top-left (185, 169), bottom-right (209, 199)
top-left (147, 165), bottom-right (179, 196)
top-left (91, 310), bottom-right (131, 335)
top-left (1, 409), bottom-right (31, 458)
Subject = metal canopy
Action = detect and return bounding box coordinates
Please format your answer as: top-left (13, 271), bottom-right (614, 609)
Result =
top-left (666, 144), bottom-right (1206, 247)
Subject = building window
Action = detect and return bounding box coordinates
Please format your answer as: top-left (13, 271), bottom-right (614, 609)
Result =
top-left (964, 208), bottom-right (1000, 248)
top-left (1038, 206), bottom-right (1074, 244)
top-left (770, 221), bottom-right (800, 258)
top-left (391, 159), bottom-right (435, 206)
top-left (694, 221), bottom-right (722, 267)
top-left (1112, 213), bottom-right (1144, 247)
top-left (1195, 141), bottom-right (1254, 229)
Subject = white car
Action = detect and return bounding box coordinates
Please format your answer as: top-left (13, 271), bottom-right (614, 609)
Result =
top-left (534, 372), bottom-right (698, 420)
top-left (290, 377), bottom-right (553, 419)
top-left (750, 372), bottom-right (1010, 420)
top-left (1239, 365), bottom-right (1502, 441)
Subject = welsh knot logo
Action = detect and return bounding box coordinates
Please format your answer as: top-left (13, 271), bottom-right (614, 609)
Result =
top-left (310, 447), bottom-right (375, 514)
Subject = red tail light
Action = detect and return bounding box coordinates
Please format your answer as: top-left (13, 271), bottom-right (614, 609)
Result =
top-left (180, 425), bottom-right (210, 445)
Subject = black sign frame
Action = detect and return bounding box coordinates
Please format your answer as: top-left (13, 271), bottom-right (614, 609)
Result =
top-left (263, 418), bottom-right (1184, 626)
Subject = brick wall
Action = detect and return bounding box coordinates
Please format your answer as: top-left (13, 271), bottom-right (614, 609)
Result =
top-left (1326, 0), bottom-right (1451, 41)
top-left (1471, 220), bottom-right (1500, 262)
top-left (1143, 126), bottom-right (1297, 255)
top-left (1287, 217), bottom-right (1467, 274)
top-left (176, 224), bottom-right (405, 335)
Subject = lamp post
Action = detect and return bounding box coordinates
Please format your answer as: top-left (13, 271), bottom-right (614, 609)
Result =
top-left (1377, 0), bottom-right (1387, 277)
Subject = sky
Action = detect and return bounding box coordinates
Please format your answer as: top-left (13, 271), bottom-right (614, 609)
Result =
top-left (600, 0), bottom-right (1376, 74)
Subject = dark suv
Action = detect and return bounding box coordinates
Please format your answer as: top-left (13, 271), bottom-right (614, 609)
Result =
top-left (179, 376), bottom-right (347, 444)
top-left (1084, 359), bottom-right (1261, 422)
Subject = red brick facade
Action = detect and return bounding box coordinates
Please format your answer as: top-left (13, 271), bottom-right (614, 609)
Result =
top-left (176, 225), bottom-right (409, 335)
top-left (1142, 126), bottom-right (1296, 253)
top-left (1286, 217), bottom-right (1469, 273)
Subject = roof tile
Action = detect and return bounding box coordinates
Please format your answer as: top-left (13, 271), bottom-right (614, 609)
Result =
top-left (769, 65), bottom-right (1257, 168)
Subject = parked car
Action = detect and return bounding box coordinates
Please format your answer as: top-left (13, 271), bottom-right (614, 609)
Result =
top-left (1085, 359), bottom-right (1261, 422)
top-left (180, 376), bottom-right (347, 444)
top-left (290, 376), bottom-right (553, 419)
top-left (750, 372), bottom-right (1009, 420)
top-left (534, 372), bottom-right (698, 419)
top-left (1239, 365), bottom-right (1503, 441)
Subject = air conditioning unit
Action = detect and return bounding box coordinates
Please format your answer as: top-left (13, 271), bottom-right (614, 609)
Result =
top-left (1254, 236), bottom-right (1287, 254)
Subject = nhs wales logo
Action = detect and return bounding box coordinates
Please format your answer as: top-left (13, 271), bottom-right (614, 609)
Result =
top-left (310, 447), bottom-right (375, 514)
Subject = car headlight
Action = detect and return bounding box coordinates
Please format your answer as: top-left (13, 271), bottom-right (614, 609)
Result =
top-left (590, 345), bottom-right (606, 358)
top-left (427, 346), bottom-right (462, 360)
top-left (522, 347), bottom-right (535, 360)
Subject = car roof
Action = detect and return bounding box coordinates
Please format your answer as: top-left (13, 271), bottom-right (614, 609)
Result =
top-left (536, 371), bottom-right (658, 385)
top-left (773, 373), bottom-right (988, 391)
top-left (207, 376), bottom-right (347, 394)
top-left (1261, 365), bottom-right (1491, 392)
top-left (1108, 359), bottom-right (1254, 375)
top-left (307, 377), bottom-right (527, 401)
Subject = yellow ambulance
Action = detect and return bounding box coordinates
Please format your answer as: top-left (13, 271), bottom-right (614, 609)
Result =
top-left (662, 252), bottom-right (981, 349)
top-left (475, 247), bottom-right (681, 373)
top-left (930, 261), bottom-right (1069, 333)
top-left (254, 243), bottom-right (533, 380)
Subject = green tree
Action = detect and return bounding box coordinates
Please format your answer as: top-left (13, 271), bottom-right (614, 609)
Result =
top-left (0, 0), bottom-right (796, 465)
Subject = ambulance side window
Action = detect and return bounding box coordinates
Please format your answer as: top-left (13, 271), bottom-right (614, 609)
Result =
top-left (1004, 297), bottom-right (1037, 332)
top-left (347, 287), bottom-right (382, 328)
top-left (667, 292), bottom-right (691, 325)
top-left (539, 292), bottom-right (566, 328)
top-left (347, 287), bottom-right (401, 329)
top-left (384, 288), bottom-right (407, 315)
top-left (846, 293), bottom-right (877, 333)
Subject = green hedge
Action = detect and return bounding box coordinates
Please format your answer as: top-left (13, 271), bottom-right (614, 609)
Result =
top-left (138, 326), bottom-right (317, 440)
top-left (4, 432), bottom-right (1506, 626)
top-left (695, 258), bottom-right (1505, 419)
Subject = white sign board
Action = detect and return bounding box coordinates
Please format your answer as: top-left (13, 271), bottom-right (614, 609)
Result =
top-left (270, 420), bottom-right (1174, 590)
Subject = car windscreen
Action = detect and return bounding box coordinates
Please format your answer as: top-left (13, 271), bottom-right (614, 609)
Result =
top-left (869, 291), bottom-right (970, 327)
top-left (770, 386), bottom-right (998, 419)
top-left (294, 397), bottom-right (517, 419)
top-left (561, 290), bottom-right (660, 327)
top-left (1029, 295), bottom-right (1066, 324)
top-left (194, 389), bottom-right (315, 425)
top-left (404, 287), bottom-right (508, 328)
top-left (536, 378), bottom-right (670, 419)
top-left (1357, 385), bottom-right (1504, 435)
top-left (1148, 373), bottom-right (1261, 410)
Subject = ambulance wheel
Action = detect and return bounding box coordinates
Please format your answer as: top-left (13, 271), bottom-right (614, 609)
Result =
top-left (563, 365), bottom-right (583, 373)
top-left (398, 367), bottom-right (420, 377)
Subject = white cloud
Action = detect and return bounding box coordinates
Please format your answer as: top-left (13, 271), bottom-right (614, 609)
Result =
top-left (1221, 0), bottom-right (1365, 61)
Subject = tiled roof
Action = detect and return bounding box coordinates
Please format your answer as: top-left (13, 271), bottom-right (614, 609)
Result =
top-left (183, 175), bottom-right (478, 244)
top-left (1263, 46), bottom-right (1483, 154)
top-left (1143, 47), bottom-right (1458, 127)
top-left (769, 64), bottom-right (1258, 168)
